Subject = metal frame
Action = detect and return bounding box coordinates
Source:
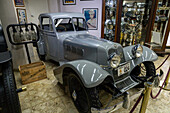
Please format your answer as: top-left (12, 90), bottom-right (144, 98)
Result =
top-left (16, 8), bottom-right (27, 24)
top-left (82, 8), bottom-right (98, 30)
top-left (63, 0), bottom-right (76, 5)
top-left (6, 23), bottom-right (40, 63)
top-left (6, 23), bottom-right (40, 45)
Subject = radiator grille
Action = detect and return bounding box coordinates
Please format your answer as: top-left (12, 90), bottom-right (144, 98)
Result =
top-left (115, 77), bottom-right (138, 92)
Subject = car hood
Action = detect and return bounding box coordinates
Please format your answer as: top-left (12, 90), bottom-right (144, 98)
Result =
top-left (64, 33), bottom-right (121, 50)
top-left (62, 33), bottom-right (125, 64)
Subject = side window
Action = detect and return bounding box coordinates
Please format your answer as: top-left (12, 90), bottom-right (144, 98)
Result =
top-left (54, 18), bottom-right (74, 32)
top-left (41, 17), bottom-right (53, 31)
top-left (73, 18), bottom-right (77, 26)
top-left (73, 18), bottom-right (87, 31)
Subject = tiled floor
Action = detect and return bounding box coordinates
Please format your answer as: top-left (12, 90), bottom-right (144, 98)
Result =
top-left (14, 54), bottom-right (170, 113)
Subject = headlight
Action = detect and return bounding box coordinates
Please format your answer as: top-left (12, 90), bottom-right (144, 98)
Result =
top-left (109, 54), bottom-right (121, 68)
top-left (132, 44), bottom-right (143, 58)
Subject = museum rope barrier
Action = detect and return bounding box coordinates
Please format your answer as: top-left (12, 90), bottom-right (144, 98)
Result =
top-left (140, 54), bottom-right (170, 71)
top-left (129, 92), bottom-right (144, 113)
top-left (150, 67), bottom-right (170, 99)
top-left (129, 54), bottom-right (170, 113)
top-left (156, 54), bottom-right (170, 70)
top-left (150, 54), bottom-right (170, 99)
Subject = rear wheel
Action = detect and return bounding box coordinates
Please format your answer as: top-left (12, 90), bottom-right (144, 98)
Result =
top-left (67, 73), bottom-right (102, 113)
top-left (2, 61), bottom-right (21, 113)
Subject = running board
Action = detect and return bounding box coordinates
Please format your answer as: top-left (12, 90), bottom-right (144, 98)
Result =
top-left (115, 76), bottom-right (138, 93)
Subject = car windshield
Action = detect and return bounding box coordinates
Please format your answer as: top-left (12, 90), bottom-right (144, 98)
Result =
top-left (54, 17), bottom-right (87, 32)
top-left (54, 18), bottom-right (74, 32)
top-left (72, 18), bottom-right (87, 31)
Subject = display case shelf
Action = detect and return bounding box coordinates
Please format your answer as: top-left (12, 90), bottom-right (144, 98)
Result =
top-left (146, 0), bottom-right (170, 53)
top-left (102, 0), bottom-right (157, 47)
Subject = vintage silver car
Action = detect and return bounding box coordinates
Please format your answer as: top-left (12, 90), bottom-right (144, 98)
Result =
top-left (37, 13), bottom-right (158, 113)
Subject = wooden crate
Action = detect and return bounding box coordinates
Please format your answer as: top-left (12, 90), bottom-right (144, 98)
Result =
top-left (19, 61), bottom-right (47, 85)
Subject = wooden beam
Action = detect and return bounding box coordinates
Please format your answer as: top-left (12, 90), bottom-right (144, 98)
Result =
top-left (145, 0), bottom-right (158, 43)
top-left (161, 16), bottom-right (170, 51)
top-left (114, 0), bottom-right (123, 43)
top-left (101, 0), bottom-right (105, 38)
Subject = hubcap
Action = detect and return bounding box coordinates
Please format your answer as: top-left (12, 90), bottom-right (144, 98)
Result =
top-left (72, 90), bottom-right (77, 101)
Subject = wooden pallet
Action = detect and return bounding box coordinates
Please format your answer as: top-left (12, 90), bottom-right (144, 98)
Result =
top-left (19, 61), bottom-right (47, 85)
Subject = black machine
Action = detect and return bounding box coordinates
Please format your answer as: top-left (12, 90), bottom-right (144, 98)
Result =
top-left (0, 24), bottom-right (21, 113)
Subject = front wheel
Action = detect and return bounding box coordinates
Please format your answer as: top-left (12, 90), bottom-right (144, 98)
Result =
top-left (131, 61), bottom-right (156, 87)
top-left (67, 73), bottom-right (102, 113)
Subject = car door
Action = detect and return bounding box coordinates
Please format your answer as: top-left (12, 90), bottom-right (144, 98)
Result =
top-left (40, 16), bottom-right (58, 59)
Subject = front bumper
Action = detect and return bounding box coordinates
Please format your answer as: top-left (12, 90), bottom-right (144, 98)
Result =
top-left (91, 90), bottom-right (143, 113)
top-left (91, 69), bottom-right (164, 113)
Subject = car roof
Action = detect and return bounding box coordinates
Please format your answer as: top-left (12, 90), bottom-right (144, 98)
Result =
top-left (39, 12), bottom-right (85, 19)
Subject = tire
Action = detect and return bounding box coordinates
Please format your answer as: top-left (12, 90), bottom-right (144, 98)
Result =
top-left (39, 54), bottom-right (45, 61)
top-left (67, 73), bottom-right (102, 113)
top-left (2, 61), bottom-right (21, 113)
top-left (131, 61), bottom-right (156, 87)
top-left (143, 62), bottom-right (156, 81)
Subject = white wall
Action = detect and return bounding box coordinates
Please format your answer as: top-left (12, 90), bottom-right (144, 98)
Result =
top-left (0, 0), bottom-right (29, 69)
top-left (60, 0), bottom-right (102, 38)
top-left (24, 0), bottom-right (49, 24)
top-left (0, 0), bottom-right (18, 50)
top-left (48, 0), bottom-right (60, 13)
top-left (0, 0), bottom-right (17, 37)
top-left (0, 0), bottom-right (50, 69)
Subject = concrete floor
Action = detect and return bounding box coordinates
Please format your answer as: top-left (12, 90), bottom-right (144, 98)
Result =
top-left (14, 54), bottom-right (170, 113)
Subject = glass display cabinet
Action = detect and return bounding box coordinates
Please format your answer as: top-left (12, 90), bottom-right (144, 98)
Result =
top-left (101, 0), bottom-right (121, 42)
top-left (101, 0), bottom-right (166, 48)
top-left (145, 0), bottom-right (170, 53)
top-left (120, 0), bottom-right (154, 47)
top-left (101, 0), bottom-right (117, 41)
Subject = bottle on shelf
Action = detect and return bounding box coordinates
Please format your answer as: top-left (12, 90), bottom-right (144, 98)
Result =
top-left (19, 24), bottom-right (26, 42)
top-left (12, 26), bottom-right (19, 42)
top-left (25, 23), bottom-right (31, 40)
top-left (30, 23), bottom-right (37, 41)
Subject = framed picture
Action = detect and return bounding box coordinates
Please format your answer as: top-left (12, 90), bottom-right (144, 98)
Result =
top-left (14, 0), bottom-right (25, 7)
top-left (63, 0), bottom-right (76, 5)
top-left (83, 8), bottom-right (98, 30)
top-left (16, 8), bottom-right (27, 24)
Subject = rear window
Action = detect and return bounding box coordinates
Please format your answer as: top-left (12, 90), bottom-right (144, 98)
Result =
top-left (41, 17), bottom-right (53, 31)
top-left (73, 18), bottom-right (87, 31)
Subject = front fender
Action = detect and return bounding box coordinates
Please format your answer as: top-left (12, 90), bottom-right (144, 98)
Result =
top-left (123, 45), bottom-right (158, 72)
top-left (53, 60), bottom-right (111, 88)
